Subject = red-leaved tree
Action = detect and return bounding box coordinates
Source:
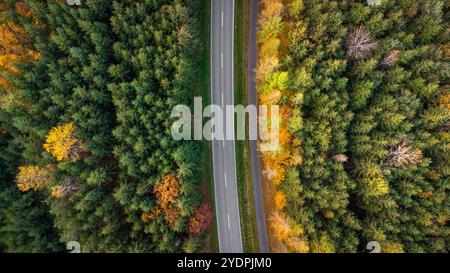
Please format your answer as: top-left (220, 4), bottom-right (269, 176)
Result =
top-left (187, 202), bottom-right (213, 236)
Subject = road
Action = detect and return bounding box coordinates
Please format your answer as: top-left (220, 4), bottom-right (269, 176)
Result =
top-left (247, 0), bottom-right (269, 253)
top-left (211, 0), bottom-right (243, 253)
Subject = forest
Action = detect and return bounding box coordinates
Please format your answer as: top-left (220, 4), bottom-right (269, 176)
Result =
top-left (0, 0), bottom-right (211, 252)
top-left (0, 0), bottom-right (448, 254)
top-left (257, 0), bottom-right (449, 252)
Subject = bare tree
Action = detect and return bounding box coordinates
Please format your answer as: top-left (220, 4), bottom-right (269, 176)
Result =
top-left (333, 154), bottom-right (349, 163)
top-left (380, 49), bottom-right (400, 68)
top-left (346, 26), bottom-right (378, 61)
top-left (387, 139), bottom-right (422, 168)
top-left (52, 176), bottom-right (80, 198)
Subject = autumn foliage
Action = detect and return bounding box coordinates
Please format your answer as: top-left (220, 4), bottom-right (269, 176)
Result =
top-left (16, 123), bottom-right (84, 198)
top-left (142, 175), bottom-right (181, 229)
top-left (1, 0), bottom-right (207, 253)
top-left (43, 122), bottom-right (83, 162)
top-left (154, 175), bottom-right (180, 210)
top-left (16, 165), bottom-right (54, 192)
top-left (187, 202), bottom-right (213, 236)
top-left (0, 1), bottom-right (39, 93)
top-left (269, 211), bottom-right (309, 253)
top-left (257, 0), bottom-right (305, 252)
top-left (274, 191), bottom-right (286, 210)
top-left (257, 0), bottom-right (296, 186)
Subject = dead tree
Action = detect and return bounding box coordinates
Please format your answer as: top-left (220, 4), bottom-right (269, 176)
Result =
top-left (387, 139), bottom-right (422, 168)
top-left (52, 176), bottom-right (80, 198)
top-left (380, 49), bottom-right (400, 68)
top-left (333, 154), bottom-right (349, 163)
top-left (346, 26), bottom-right (378, 61)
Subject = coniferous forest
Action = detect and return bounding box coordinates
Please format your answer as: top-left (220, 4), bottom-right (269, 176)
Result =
top-left (258, 0), bottom-right (449, 253)
top-left (0, 0), bottom-right (209, 253)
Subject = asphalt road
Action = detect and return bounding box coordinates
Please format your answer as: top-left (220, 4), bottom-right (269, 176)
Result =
top-left (211, 0), bottom-right (243, 253)
top-left (247, 0), bottom-right (269, 253)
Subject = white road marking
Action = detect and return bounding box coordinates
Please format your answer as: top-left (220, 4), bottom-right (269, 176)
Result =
top-left (221, 92), bottom-right (223, 104)
top-left (211, 0), bottom-right (243, 253)
top-left (221, 52), bottom-right (223, 68)
top-left (224, 171), bottom-right (227, 188)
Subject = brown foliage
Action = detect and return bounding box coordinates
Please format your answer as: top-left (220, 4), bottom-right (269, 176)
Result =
top-left (322, 210), bottom-right (335, 219)
top-left (380, 49), bottom-right (400, 68)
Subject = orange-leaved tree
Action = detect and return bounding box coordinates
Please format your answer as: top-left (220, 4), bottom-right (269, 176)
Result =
top-left (154, 175), bottom-right (180, 210)
top-left (274, 191), bottom-right (286, 210)
top-left (142, 175), bottom-right (181, 229)
top-left (0, 1), bottom-right (39, 95)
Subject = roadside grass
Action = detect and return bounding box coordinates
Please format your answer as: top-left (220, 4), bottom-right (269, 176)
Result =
top-left (192, 0), bottom-right (218, 253)
top-left (234, 0), bottom-right (259, 253)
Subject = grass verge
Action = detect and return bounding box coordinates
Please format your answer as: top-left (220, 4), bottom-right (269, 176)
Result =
top-left (235, 0), bottom-right (259, 253)
top-left (193, 0), bottom-right (218, 253)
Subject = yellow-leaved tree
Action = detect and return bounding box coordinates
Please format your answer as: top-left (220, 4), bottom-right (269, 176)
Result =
top-left (310, 234), bottom-right (336, 253)
top-left (274, 191), bottom-right (286, 210)
top-left (44, 122), bottom-right (83, 162)
top-left (16, 165), bottom-right (54, 192)
top-left (382, 241), bottom-right (404, 253)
